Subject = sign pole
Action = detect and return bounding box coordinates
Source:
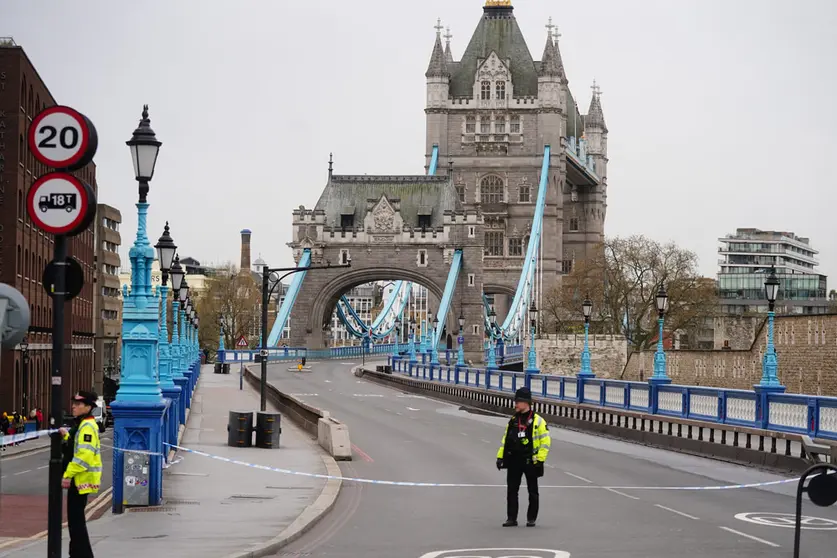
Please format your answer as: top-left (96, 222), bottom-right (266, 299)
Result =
top-left (47, 234), bottom-right (67, 558)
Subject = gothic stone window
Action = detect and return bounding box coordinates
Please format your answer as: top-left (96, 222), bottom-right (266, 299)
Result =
top-left (508, 237), bottom-right (523, 257)
top-left (481, 81), bottom-right (491, 100)
top-left (496, 81), bottom-right (506, 100)
top-left (561, 259), bottom-right (573, 274)
top-left (510, 115), bottom-right (521, 134)
top-left (485, 231), bottom-right (504, 257)
top-left (519, 183), bottom-right (530, 203)
top-left (480, 175), bottom-right (504, 204)
top-left (455, 184), bottom-right (466, 203)
top-left (480, 117), bottom-right (490, 134)
top-left (495, 117), bottom-right (505, 134)
top-left (465, 116), bottom-right (476, 134)
top-left (569, 217), bottom-right (579, 232)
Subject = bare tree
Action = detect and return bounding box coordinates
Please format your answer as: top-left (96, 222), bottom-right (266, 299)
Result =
top-left (547, 235), bottom-right (717, 351)
top-left (193, 264), bottom-right (261, 350)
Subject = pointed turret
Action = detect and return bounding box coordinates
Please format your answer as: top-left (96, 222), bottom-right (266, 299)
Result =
top-left (426, 19), bottom-right (449, 77)
top-left (539, 35), bottom-right (561, 77)
top-left (586, 80), bottom-right (608, 133)
top-left (444, 27), bottom-right (454, 63)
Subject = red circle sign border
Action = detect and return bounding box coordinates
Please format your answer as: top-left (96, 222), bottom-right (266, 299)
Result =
top-left (26, 172), bottom-right (90, 235)
top-left (27, 105), bottom-right (92, 169)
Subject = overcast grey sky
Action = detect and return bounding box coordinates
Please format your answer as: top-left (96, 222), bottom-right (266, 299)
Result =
top-left (5, 0), bottom-right (837, 281)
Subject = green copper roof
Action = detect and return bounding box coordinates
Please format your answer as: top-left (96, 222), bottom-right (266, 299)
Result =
top-left (450, 7), bottom-right (538, 97)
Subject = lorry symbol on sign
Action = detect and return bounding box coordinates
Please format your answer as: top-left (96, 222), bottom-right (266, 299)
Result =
top-left (39, 193), bottom-right (77, 213)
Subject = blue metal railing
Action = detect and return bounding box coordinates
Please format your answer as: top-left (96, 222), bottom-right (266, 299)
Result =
top-left (221, 342), bottom-right (402, 363)
top-left (386, 357), bottom-right (837, 442)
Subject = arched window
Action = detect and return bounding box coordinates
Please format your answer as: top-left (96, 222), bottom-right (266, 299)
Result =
top-left (17, 188), bottom-right (23, 219)
top-left (519, 183), bottom-right (531, 203)
top-left (481, 81), bottom-right (491, 100)
top-left (455, 184), bottom-right (466, 203)
top-left (495, 81), bottom-right (506, 100)
top-left (480, 175), bottom-right (504, 204)
top-left (28, 84), bottom-right (34, 115)
top-left (24, 249), bottom-right (29, 279)
top-left (16, 246), bottom-right (21, 275)
top-left (20, 77), bottom-right (26, 110)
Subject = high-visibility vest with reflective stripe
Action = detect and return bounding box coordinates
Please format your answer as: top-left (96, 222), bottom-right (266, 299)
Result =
top-left (496, 412), bottom-right (551, 462)
top-left (63, 417), bottom-right (102, 494)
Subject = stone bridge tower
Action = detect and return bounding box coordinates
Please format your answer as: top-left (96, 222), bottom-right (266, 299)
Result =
top-left (426, 1), bottom-right (608, 320)
top-left (287, 163), bottom-right (487, 363)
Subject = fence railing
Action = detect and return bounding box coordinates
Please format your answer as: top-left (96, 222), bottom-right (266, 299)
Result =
top-left (388, 356), bottom-right (837, 441)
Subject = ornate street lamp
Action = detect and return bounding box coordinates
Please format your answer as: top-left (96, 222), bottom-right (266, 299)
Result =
top-left (408, 316), bottom-right (417, 364)
top-left (153, 223), bottom-right (179, 405)
top-left (20, 336), bottom-right (29, 413)
top-left (154, 223), bottom-right (177, 284)
top-left (394, 316), bottom-right (402, 352)
top-left (759, 267), bottom-right (782, 387)
top-left (526, 300), bottom-right (539, 374)
top-left (126, 105), bottom-right (162, 203)
top-left (430, 313), bottom-right (440, 366)
top-left (578, 295), bottom-right (594, 377)
top-left (457, 312), bottom-right (466, 367)
top-left (651, 283), bottom-right (670, 382)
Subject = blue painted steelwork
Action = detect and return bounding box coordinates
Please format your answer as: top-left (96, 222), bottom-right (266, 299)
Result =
top-left (432, 250), bottom-right (462, 348)
top-left (650, 316), bottom-right (670, 383)
top-left (494, 145), bottom-right (551, 340)
top-left (759, 310), bottom-right (783, 388)
top-left (428, 143), bottom-right (439, 175)
top-left (267, 249), bottom-right (312, 346)
top-left (578, 321), bottom-right (593, 377)
top-left (387, 360), bottom-right (837, 441)
top-left (337, 281), bottom-right (411, 340)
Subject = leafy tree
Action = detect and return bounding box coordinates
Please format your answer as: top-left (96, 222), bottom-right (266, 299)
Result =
top-left (547, 235), bottom-right (717, 351)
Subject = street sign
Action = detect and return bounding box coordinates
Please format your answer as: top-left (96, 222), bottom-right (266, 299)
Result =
top-left (0, 284), bottom-right (31, 350)
top-left (27, 173), bottom-right (96, 236)
top-left (28, 105), bottom-right (98, 170)
top-left (43, 257), bottom-right (84, 300)
top-left (236, 335), bottom-right (249, 348)
top-left (457, 336), bottom-right (464, 344)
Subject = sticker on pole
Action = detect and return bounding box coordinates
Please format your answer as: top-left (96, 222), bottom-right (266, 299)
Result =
top-left (27, 172), bottom-right (96, 236)
top-left (28, 105), bottom-right (98, 170)
top-left (236, 335), bottom-right (249, 348)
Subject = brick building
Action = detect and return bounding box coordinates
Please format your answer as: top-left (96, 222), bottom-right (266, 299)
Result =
top-left (93, 204), bottom-right (121, 395)
top-left (0, 38), bottom-right (97, 416)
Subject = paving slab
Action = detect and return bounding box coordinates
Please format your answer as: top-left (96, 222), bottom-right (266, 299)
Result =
top-left (0, 366), bottom-right (338, 558)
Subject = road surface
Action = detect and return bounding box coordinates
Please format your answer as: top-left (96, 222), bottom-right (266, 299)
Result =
top-left (263, 361), bottom-right (836, 558)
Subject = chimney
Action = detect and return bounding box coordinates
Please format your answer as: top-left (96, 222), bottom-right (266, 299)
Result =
top-left (240, 229), bottom-right (252, 272)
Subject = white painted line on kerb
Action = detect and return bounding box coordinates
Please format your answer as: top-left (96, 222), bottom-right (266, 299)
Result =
top-left (655, 504), bottom-right (699, 520)
top-left (564, 471), bottom-right (593, 484)
top-left (37, 465), bottom-right (49, 470)
top-left (604, 487), bottom-right (640, 500)
top-left (13, 469), bottom-right (31, 476)
top-left (719, 526), bottom-right (780, 548)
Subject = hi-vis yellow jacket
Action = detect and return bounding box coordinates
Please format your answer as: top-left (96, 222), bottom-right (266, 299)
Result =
top-left (63, 416), bottom-right (102, 494)
top-left (496, 412), bottom-right (551, 462)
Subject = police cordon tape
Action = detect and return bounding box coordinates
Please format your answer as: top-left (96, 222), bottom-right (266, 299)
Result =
top-left (4, 429), bottom-right (815, 492)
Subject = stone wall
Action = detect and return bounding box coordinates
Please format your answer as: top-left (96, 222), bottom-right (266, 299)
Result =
top-left (536, 334), bottom-right (628, 379)
top-left (621, 314), bottom-right (837, 396)
top-left (713, 315), bottom-right (760, 350)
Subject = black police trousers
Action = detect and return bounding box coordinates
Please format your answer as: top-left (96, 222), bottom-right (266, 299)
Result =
top-left (67, 483), bottom-right (93, 558)
top-left (506, 462), bottom-right (539, 521)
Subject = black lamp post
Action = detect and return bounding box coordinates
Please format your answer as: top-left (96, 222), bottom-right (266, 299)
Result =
top-left (579, 295), bottom-right (594, 376)
top-left (20, 336), bottom-right (29, 413)
top-left (126, 105), bottom-right (162, 203)
top-left (652, 284), bottom-right (669, 381)
top-left (526, 300), bottom-right (538, 372)
top-left (154, 222), bottom-right (177, 286)
top-left (170, 255), bottom-right (185, 297)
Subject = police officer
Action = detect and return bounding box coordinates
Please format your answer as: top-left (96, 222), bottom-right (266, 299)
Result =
top-left (59, 390), bottom-right (103, 558)
top-left (496, 386), bottom-right (551, 527)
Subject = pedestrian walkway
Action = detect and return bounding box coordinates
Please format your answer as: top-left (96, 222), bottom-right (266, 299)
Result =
top-left (1, 364), bottom-right (340, 558)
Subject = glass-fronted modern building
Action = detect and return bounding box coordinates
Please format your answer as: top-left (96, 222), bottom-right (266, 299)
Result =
top-left (718, 228), bottom-right (828, 315)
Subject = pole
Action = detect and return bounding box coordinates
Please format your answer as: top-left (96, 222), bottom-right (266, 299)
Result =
top-left (260, 266), bottom-right (269, 412)
top-left (21, 352), bottom-right (28, 415)
top-left (47, 235), bottom-right (67, 558)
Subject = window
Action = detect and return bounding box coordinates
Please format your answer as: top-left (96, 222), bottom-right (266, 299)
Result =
top-left (496, 81), bottom-right (506, 100)
top-left (569, 217), bottom-right (579, 232)
top-left (418, 215), bottom-right (432, 230)
top-left (340, 214), bottom-right (354, 229)
top-left (519, 184), bottom-right (530, 203)
top-left (508, 238), bottom-right (523, 257)
top-left (340, 250), bottom-right (350, 265)
top-left (468, 225), bottom-right (476, 238)
top-left (495, 119), bottom-right (505, 134)
top-left (481, 81), bottom-right (491, 100)
top-left (510, 116), bottom-right (521, 134)
top-left (455, 184), bottom-right (466, 203)
top-left (465, 116), bottom-right (476, 134)
top-left (472, 324), bottom-right (480, 335)
top-left (480, 119), bottom-right (490, 134)
top-left (468, 273), bottom-right (475, 286)
top-left (480, 175), bottom-right (504, 204)
top-left (561, 259), bottom-right (573, 274)
top-left (485, 231), bottom-right (504, 256)
top-left (417, 249), bottom-right (428, 267)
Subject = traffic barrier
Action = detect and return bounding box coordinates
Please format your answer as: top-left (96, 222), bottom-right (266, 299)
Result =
top-left (360, 367), bottom-right (836, 472)
top-left (227, 411), bottom-right (253, 447)
top-left (244, 366), bottom-right (353, 461)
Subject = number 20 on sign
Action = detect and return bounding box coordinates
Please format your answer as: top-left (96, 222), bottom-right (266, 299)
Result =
top-left (28, 105), bottom-right (98, 171)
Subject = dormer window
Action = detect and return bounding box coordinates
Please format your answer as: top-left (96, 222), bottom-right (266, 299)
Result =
top-left (341, 214), bottom-right (354, 229)
top-left (495, 81), bottom-right (506, 100)
top-left (481, 81), bottom-right (491, 100)
top-left (418, 215), bottom-right (432, 230)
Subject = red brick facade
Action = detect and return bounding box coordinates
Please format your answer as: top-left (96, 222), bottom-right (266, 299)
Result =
top-left (0, 43), bottom-right (96, 417)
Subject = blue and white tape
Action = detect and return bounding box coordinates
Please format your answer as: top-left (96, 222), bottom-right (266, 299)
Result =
top-left (1, 428), bottom-right (60, 446)
top-left (3, 431), bottom-right (806, 492)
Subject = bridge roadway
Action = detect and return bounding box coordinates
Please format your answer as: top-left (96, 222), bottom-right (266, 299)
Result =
top-left (265, 361), bottom-right (837, 558)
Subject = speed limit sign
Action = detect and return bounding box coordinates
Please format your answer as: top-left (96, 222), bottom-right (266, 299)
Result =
top-left (26, 172), bottom-right (96, 236)
top-left (28, 105), bottom-right (98, 170)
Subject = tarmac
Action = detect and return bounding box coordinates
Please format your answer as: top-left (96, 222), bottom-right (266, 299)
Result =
top-left (0, 364), bottom-right (341, 558)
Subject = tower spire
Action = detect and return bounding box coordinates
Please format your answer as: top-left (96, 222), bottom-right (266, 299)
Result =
top-left (587, 79), bottom-right (607, 132)
top-left (444, 26), bottom-right (454, 63)
top-left (426, 19), bottom-right (449, 77)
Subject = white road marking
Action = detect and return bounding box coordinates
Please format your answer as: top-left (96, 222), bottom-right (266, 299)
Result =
top-left (735, 512), bottom-right (837, 530)
top-left (324, 380), bottom-right (331, 383)
top-left (604, 487), bottom-right (640, 500)
top-left (13, 469), bottom-right (32, 476)
top-left (564, 471), bottom-right (592, 484)
top-left (461, 432), bottom-right (469, 436)
top-left (396, 412), bottom-right (403, 416)
top-left (655, 504), bottom-right (699, 520)
top-left (719, 526), bottom-right (780, 548)
top-left (420, 549), bottom-right (570, 558)
top-left (481, 439), bottom-right (492, 444)
top-left (352, 394), bottom-right (384, 397)
top-left (37, 465), bottom-right (49, 470)
top-left (407, 407), bottom-right (420, 411)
